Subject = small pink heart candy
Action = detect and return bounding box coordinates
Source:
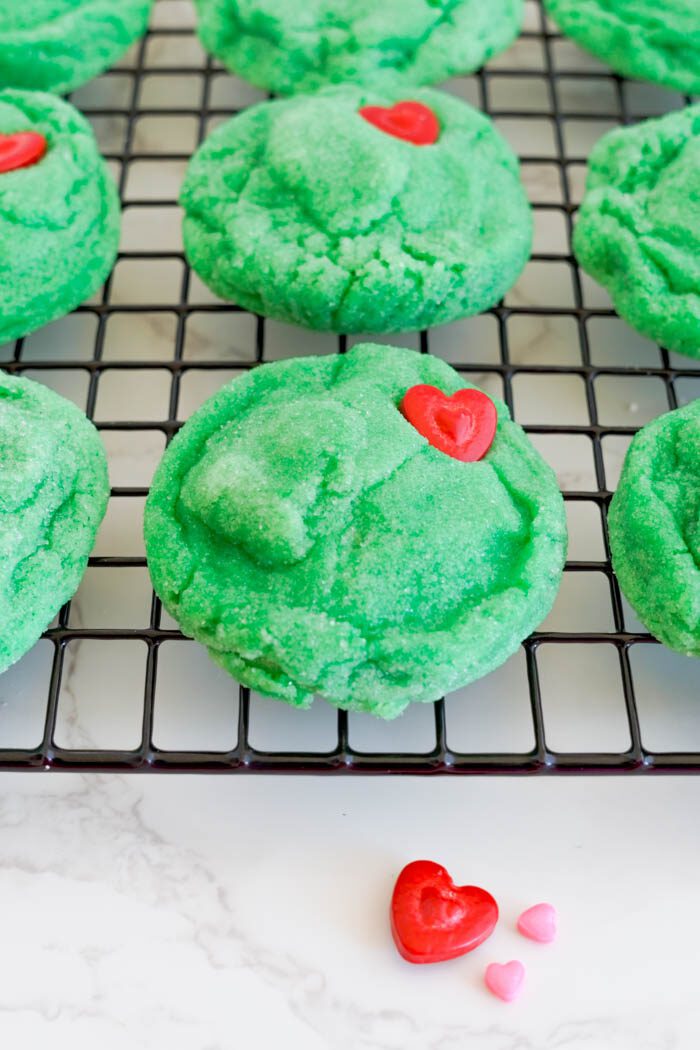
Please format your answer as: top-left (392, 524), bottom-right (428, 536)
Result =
top-left (517, 903), bottom-right (557, 943)
top-left (485, 960), bottom-right (525, 1003)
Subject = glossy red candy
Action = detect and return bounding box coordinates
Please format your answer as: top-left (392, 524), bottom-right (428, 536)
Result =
top-left (359, 101), bottom-right (440, 146)
top-left (391, 860), bottom-right (499, 964)
top-left (0, 132), bottom-right (47, 174)
top-left (400, 384), bottom-right (498, 462)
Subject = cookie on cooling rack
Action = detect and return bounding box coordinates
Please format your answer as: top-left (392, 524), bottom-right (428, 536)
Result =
top-left (144, 344), bottom-right (567, 719)
top-left (0, 89), bottom-right (120, 346)
top-left (193, 0), bottom-right (523, 95)
top-left (544, 0), bottom-right (700, 95)
top-left (0, 371), bottom-right (109, 674)
top-left (609, 399), bottom-right (699, 656)
top-left (0, 1), bottom-right (153, 96)
top-left (574, 104), bottom-right (700, 359)
top-left (180, 84), bottom-right (532, 333)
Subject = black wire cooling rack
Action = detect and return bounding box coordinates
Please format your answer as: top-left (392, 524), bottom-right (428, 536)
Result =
top-left (0, 0), bottom-right (698, 774)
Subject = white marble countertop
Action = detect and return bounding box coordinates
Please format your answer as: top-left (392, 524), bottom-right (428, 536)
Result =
top-left (1, 772), bottom-right (698, 1049)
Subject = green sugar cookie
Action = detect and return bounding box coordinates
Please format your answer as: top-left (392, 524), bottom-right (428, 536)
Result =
top-left (0, 371), bottom-right (109, 674)
top-left (194, 0), bottom-right (523, 95)
top-left (609, 400), bottom-right (699, 657)
top-left (574, 104), bottom-right (700, 359)
top-left (0, 89), bottom-right (120, 346)
top-left (0, 1), bottom-right (153, 96)
top-left (145, 344), bottom-right (567, 719)
top-left (544, 0), bottom-right (700, 95)
top-left (181, 85), bottom-right (532, 333)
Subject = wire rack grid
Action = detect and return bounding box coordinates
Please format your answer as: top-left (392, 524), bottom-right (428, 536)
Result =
top-left (0, 0), bottom-right (698, 775)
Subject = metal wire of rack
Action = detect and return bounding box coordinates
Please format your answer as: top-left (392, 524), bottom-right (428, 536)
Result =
top-left (0, 0), bottom-right (698, 774)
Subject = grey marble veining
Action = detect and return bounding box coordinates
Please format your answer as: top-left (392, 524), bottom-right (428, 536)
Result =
top-left (0, 774), bottom-right (698, 1048)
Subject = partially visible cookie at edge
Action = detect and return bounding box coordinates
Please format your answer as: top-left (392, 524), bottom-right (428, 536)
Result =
top-left (544, 0), bottom-right (700, 95)
top-left (0, 89), bottom-right (120, 345)
top-left (0, 371), bottom-right (109, 674)
top-left (194, 0), bottom-right (523, 95)
top-left (574, 104), bottom-right (700, 359)
top-left (609, 400), bottom-right (700, 657)
top-left (0, 1), bottom-right (154, 95)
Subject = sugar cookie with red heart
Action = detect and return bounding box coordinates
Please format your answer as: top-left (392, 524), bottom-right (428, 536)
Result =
top-left (180, 82), bottom-right (534, 334)
top-left (144, 342), bottom-right (567, 720)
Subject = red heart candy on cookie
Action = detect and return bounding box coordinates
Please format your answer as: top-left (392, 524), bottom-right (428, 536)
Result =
top-left (391, 860), bottom-right (498, 964)
top-left (401, 384), bottom-right (497, 462)
top-left (359, 101), bottom-right (440, 146)
top-left (0, 132), bottom-right (47, 174)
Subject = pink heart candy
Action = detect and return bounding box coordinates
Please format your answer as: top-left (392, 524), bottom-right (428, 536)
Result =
top-left (485, 960), bottom-right (525, 1003)
top-left (517, 903), bottom-right (557, 943)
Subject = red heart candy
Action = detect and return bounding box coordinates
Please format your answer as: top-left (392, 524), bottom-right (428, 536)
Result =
top-left (401, 384), bottom-right (497, 462)
top-left (0, 132), bottom-right (47, 175)
top-left (391, 860), bottom-right (498, 964)
top-left (359, 101), bottom-right (440, 146)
